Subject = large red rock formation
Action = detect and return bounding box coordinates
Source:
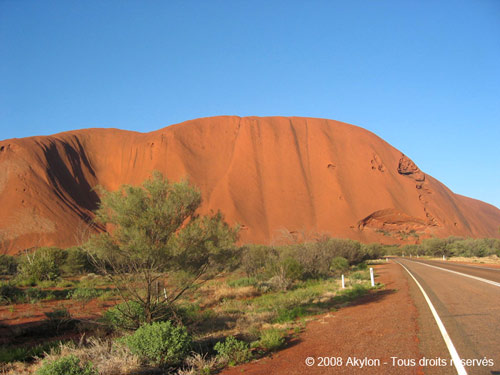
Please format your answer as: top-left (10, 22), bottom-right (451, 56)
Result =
top-left (1, 116), bottom-right (499, 253)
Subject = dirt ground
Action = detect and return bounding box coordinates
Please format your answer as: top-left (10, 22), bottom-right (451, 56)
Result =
top-left (222, 262), bottom-right (425, 375)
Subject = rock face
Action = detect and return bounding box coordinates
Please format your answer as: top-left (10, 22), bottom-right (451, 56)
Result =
top-left (1, 116), bottom-right (499, 253)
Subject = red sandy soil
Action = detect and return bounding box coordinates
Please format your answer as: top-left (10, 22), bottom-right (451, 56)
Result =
top-left (1, 116), bottom-right (499, 253)
top-left (0, 297), bottom-right (118, 345)
top-left (222, 262), bottom-right (424, 375)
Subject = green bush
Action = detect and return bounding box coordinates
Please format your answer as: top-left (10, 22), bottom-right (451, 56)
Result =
top-left (265, 255), bottom-right (304, 290)
top-left (214, 336), bottom-right (252, 366)
top-left (362, 243), bottom-right (384, 259)
top-left (123, 321), bottom-right (192, 367)
top-left (0, 282), bottom-right (22, 304)
top-left (257, 329), bottom-right (285, 351)
top-left (330, 256), bottom-right (349, 274)
top-left (103, 301), bottom-right (147, 330)
top-left (36, 354), bottom-right (98, 375)
top-left (63, 247), bottom-right (95, 275)
top-left (0, 254), bottom-right (17, 275)
top-left (241, 245), bottom-right (269, 277)
top-left (17, 247), bottom-right (67, 283)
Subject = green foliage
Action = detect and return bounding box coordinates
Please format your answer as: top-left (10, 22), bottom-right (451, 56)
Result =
top-left (256, 329), bottom-right (285, 351)
top-left (103, 301), bottom-right (148, 330)
top-left (0, 341), bottom-right (62, 363)
top-left (362, 243), bottom-right (384, 259)
top-left (62, 247), bottom-right (95, 275)
top-left (338, 284), bottom-right (369, 301)
top-left (0, 282), bottom-right (22, 304)
top-left (240, 244), bottom-right (269, 277)
top-left (227, 277), bottom-right (257, 288)
top-left (36, 355), bottom-right (98, 375)
top-left (214, 336), bottom-right (252, 366)
top-left (394, 237), bottom-right (500, 258)
top-left (68, 287), bottom-right (103, 301)
top-left (176, 303), bottom-right (215, 326)
top-left (86, 172), bottom-right (238, 326)
top-left (17, 247), bottom-right (67, 283)
top-left (266, 255), bottom-right (304, 290)
top-left (0, 283), bottom-right (60, 304)
top-left (350, 270), bottom-right (369, 281)
top-left (123, 321), bottom-right (192, 367)
top-left (274, 306), bottom-right (307, 323)
top-left (44, 307), bottom-right (71, 322)
top-left (270, 237), bottom-right (377, 283)
top-left (330, 256), bottom-right (349, 274)
top-left (0, 254), bottom-right (17, 275)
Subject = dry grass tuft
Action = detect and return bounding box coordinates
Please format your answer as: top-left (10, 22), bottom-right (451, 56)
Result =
top-left (0, 361), bottom-right (35, 375)
top-left (41, 337), bottom-right (141, 375)
top-left (178, 352), bottom-right (222, 375)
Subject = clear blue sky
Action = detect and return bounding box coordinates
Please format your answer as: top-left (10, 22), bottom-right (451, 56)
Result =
top-left (1, 1), bottom-right (499, 208)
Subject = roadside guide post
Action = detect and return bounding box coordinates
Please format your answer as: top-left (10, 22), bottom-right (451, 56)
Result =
top-left (341, 274), bottom-right (345, 289)
top-left (370, 268), bottom-right (375, 287)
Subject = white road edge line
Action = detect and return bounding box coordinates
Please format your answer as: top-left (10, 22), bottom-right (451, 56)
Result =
top-left (406, 260), bottom-right (500, 288)
top-left (396, 261), bottom-right (467, 375)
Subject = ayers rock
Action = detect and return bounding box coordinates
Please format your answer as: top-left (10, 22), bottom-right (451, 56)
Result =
top-left (1, 116), bottom-right (500, 253)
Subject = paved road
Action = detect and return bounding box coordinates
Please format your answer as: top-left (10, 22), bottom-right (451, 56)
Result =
top-left (397, 258), bottom-right (500, 375)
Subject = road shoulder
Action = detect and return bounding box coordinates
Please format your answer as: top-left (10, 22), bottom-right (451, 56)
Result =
top-left (222, 263), bottom-right (425, 375)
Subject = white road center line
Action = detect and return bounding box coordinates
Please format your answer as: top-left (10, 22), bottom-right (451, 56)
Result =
top-left (406, 260), bottom-right (500, 288)
top-left (396, 261), bottom-right (468, 375)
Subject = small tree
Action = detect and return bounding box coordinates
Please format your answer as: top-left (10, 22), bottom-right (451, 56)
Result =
top-left (86, 172), bottom-right (238, 326)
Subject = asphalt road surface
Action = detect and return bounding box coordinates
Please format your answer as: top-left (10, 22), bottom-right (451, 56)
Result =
top-left (397, 258), bottom-right (500, 375)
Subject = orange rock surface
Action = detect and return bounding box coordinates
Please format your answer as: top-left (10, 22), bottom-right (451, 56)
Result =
top-left (1, 116), bottom-right (499, 253)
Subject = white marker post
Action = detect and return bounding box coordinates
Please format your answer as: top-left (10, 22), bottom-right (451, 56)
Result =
top-left (386, 257), bottom-right (388, 262)
top-left (341, 274), bottom-right (345, 289)
top-left (370, 267), bottom-right (375, 287)
top-left (443, 254), bottom-right (446, 261)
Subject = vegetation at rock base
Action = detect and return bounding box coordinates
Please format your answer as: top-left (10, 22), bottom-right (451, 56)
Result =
top-left (85, 171), bottom-right (239, 327)
top-left (3, 173), bottom-right (498, 375)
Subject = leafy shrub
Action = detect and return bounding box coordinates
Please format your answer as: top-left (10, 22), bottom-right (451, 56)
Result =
top-left (36, 354), bottom-right (98, 375)
top-left (327, 238), bottom-right (365, 265)
top-left (17, 247), bottom-right (66, 283)
top-left (330, 256), bottom-right (349, 274)
top-left (214, 336), bottom-right (252, 366)
top-left (63, 247), bottom-right (95, 275)
top-left (240, 244), bottom-right (269, 277)
top-left (362, 243), bottom-right (384, 259)
top-left (0, 282), bottom-right (22, 304)
top-left (265, 255), bottom-right (304, 290)
top-left (256, 329), bottom-right (285, 351)
top-left (0, 254), bottom-right (17, 275)
top-left (123, 321), bottom-right (192, 367)
top-left (103, 301), bottom-right (147, 330)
